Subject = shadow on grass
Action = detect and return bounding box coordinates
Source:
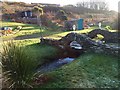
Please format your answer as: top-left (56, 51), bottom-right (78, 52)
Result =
top-left (21, 27), bottom-right (40, 30)
top-left (14, 30), bottom-right (63, 40)
top-left (2, 24), bottom-right (40, 30)
top-left (2, 23), bottom-right (39, 27)
top-left (14, 32), bottom-right (42, 40)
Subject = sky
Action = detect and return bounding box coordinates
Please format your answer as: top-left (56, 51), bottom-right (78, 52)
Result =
top-left (1, 0), bottom-right (120, 12)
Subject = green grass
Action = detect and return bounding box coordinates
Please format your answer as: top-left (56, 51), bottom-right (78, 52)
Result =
top-left (40, 52), bottom-right (118, 88)
top-left (1, 21), bottom-right (62, 40)
top-left (1, 21), bottom-right (61, 65)
top-left (9, 39), bottom-right (59, 66)
top-left (1, 21), bottom-right (119, 88)
top-left (1, 21), bottom-right (101, 41)
top-left (25, 43), bottom-right (59, 65)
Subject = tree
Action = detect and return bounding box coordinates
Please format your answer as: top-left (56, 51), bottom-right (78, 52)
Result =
top-left (98, 2), bottom-right (108, 11)
top-left (56, 10), bottom-right (68, 21)
top-left (76, 0), bottom-right (108, 13)
top-left (33, 6), bottom-right (44, 38)
top-left (33, 6), bottom-right (43, 27)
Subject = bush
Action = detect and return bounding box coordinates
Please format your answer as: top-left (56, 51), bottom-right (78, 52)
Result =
top-left (1, 41), bottom-right (37, 88)
top-left (33, 6), bottom-right (43, 16)
top-left (56, 10), bottom-right (68, 21)
top-left (64, 21), bottom-right (73, 30)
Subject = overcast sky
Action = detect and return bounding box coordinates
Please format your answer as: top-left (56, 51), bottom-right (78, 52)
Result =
top-left (1, 0), bottom-right (119, 12)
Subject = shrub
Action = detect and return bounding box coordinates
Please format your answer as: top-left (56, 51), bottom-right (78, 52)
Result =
top-left (56, 10), bottom-right (68, 21)
top-left (33, 6), bottom-right (43, 16)
top-left (1, 41), bottom-right (37, 88)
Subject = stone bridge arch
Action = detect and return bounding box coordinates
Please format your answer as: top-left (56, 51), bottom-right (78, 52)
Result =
top-left (87, 29), bottom-right (119, 43)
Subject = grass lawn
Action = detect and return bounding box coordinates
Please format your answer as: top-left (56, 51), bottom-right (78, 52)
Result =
top-left (1, 21), bottom-right (106, 40)
top-left (0, 21), bottom-right (119, 88)
top-left (40, 52), bottom-right (119, 88)
top-left (1, 21), bottom-right (64, 40)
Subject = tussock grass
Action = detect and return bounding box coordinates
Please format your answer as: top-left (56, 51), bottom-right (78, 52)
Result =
top-left (1, 41), bottom-right (37, 88)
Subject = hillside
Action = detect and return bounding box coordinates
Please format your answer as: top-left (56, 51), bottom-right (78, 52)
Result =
top-left (0, 1), bottom-right (119, 31)
top-left (1, 2), bottom-right (75, 23)
top-left (1, 1), bottom-right (118, 27)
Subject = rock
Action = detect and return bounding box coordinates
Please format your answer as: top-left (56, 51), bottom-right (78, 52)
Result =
top-left (70, 41), bottom-right (82, 50)
top-left (87, 29), bottom-right (120, 43)
top-left (40, 32), bottom-right (119, 57)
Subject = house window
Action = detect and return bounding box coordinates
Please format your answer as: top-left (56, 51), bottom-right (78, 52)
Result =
top-left (23, 11), bottom-right (32, 17)
top-left (25, 11), bottom-right (27, 17)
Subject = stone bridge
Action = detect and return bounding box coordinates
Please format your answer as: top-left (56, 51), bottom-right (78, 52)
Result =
top-left (87, 29), bottom-right (119, 43)
top-left (40, 31), bottom-right (119, 57)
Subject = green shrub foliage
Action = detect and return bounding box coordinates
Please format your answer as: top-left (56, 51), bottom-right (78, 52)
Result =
top-left (56, 10), bottom-right (68, 21)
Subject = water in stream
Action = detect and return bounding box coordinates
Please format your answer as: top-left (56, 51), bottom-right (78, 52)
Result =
top-left (37, 57), bottom-right (75, 73)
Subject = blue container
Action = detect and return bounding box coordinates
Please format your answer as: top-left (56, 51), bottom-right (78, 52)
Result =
top-left (77, 19), bottom-right (83, 30)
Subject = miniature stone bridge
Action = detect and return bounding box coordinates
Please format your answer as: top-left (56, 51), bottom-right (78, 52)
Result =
top-left (87, 29), bottom-right (119, 43)
top-left (40, 29), bottom-right (119, 57)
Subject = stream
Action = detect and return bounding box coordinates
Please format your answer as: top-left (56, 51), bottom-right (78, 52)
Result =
top-left (37, 57), bottom-right (75, 73)
top-left (37, 41), bottom-right (83, 73)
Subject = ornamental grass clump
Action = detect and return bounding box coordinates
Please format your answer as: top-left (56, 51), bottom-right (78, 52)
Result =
top-left (1, 41), bottom-right (37, 88)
